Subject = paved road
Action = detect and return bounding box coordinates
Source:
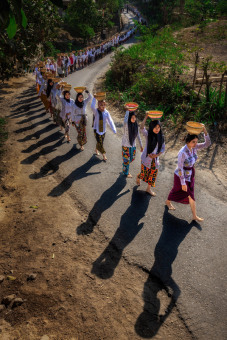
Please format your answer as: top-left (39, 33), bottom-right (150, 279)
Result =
top-left (13, 12), bottom-right (227, 340)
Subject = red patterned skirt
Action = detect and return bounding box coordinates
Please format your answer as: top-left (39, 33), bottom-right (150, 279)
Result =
top-left (138, 160), bottom-right (158, 187)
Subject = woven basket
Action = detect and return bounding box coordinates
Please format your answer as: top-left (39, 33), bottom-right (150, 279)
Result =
top-left (146, 110), bottom-right (163, 120)
top-left (63, 85), bottom-right (72, 91)
top-left (186, 121), bottom-right (203, 135)
top-left (94, 92), bottom-right (106, 101)
top-left (124, 102), bottom-right (139, 111)
top-left (74, 87), bottom-right (86, 93)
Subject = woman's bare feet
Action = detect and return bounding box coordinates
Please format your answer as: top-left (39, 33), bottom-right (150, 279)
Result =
top-left (166, 200), bottom-right (176, 210)
top-left (95, 149), bottom-right (100, 156)
top-left (146, 189), bottom-right (156, 196)
top-left (127, 173), bottom-right (132, 178)
top-left (136, 176), bottom-right (140, 186)
top-left (103, 154), bottom-right (107, 161)
top-left (80, 146), bottom-right (84, 151)
top-left (193, 216), bottom-right (204, 222)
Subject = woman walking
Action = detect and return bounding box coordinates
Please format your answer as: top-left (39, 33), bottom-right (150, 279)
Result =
top-left (72, 90), bottom-right (92, 151)
top-left (38, 77), bottom-right (53, 114)
top-left (91, 97), bottom-right (117, 161)
top-left (122, 110), bottom-right (143, 178)
top-left (166, 125), bottom-right (211, 222)
top-left (136, 113), bottom-right (165, 196)
top-left (46, 78), bottom-right (54, 117)
top-left (59, 90), bottom-right (75, 142)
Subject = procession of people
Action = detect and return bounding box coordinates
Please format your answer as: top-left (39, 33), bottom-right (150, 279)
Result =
top-left (36, 24), bottom-right (137, 79)
top-left (33, 7), bottom-right (211, 223)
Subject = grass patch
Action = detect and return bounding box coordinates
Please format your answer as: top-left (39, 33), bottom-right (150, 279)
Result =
top-left (105, 25), bottom-right (226, 127)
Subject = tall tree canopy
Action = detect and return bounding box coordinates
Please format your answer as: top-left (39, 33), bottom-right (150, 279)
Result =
top-left (0, 0), bottom-right (62, 79)
top-left (64, 0), bottom-right (125, 42)
top-left (131, 0), bottom-right (227, 25)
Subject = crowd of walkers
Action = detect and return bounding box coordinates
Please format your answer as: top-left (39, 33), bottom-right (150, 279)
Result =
top-left (125, 4), bottom-right (147, 25)
top-left (34, 8), bottom-right (211, 223)
top-left (36, 25), bottom-right (137, 79)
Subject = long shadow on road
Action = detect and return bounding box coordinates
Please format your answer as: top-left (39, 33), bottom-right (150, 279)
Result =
top-left (151, 207), bottom-right (202, 292)
top-left (91, 186), bottom-right (151, 279)
top-left (11, 89), bottom-right (37, 107)
top-left (77, 174), bottom-right (129, 235)
top-left (21, 137), bottom-right (65, 165)
top-left (29, 145), bottom-right (79, 179)
top-left (17, 124), bottom-right (57, 142)
top-left (134, 207), bottom-right (202, 338)
top-left (17, 111), bottom-right (46, 124)
top-left (48, 155), bottom-right (102, 197)
top-left (8, 105), bottom-right (44, 119)
top-left (21, 130), bottom-right (63, 153)
top-left (14, 118), bottom-right (50, 134)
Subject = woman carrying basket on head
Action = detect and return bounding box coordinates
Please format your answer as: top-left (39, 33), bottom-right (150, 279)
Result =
top-left (136, 112), bottom-right (165, 196)
top-left (122, 108), bottom-right (143, 178)
top-left (71, 89), bottom-right (92, 151)
top-left (166, 124), bottom-right (211, 222)
top-left (59, 90), bottom-right (75, 142)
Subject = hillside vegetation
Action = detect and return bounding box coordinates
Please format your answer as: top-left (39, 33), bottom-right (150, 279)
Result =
top-left (105, 17), bottom-right (227, 127)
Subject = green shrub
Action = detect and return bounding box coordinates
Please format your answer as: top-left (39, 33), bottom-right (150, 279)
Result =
top-left (105, 26), bottom-right (226, 125)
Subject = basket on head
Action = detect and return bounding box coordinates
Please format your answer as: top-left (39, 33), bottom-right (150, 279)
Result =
top-left (46, 74), bottom-right (53, 80)
top-left (124, 102), bottom-right (139, 112)
top-left (63, 84), bottom-right (72, 91)
top-left (74, 86), bottom-right (86, 93)
top-left (146, 110), bottom-right (163, 120)
top-left (94, 92), bottom-right (106, 101)
top-left (185, 121), bottom-right (203, 135)
top-left (52, 78), bottom-right (60, 83)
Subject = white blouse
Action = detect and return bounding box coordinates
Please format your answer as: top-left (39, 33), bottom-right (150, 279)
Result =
top-left (175, 133), bottom-right (211, 185)
top-left (59, 98), bottom-right (75, 120)
top-left (71, 93), bottom-right (92, 124)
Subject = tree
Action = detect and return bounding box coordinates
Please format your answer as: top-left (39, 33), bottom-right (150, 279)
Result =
top-left (64, 0), bottom-right (124, 42)
top-left (184, 0), bottom-right (219, 23)
top-left (133, 0), bottom-right (177, 25)
top-left (0, 0), bottom-right (62, 80)
top-left (63, 0), bottom-right (101, 42)
top-left (0, 0), bottom-right (63, 39)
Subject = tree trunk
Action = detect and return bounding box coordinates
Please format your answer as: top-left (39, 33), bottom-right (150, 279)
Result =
top-left (192, 51), bottom-right (199, 90)
top-left (218, 71), bottom-right (227, 104)
top-left (204, 67), bottom-right (211, 103)
top-left (197, 71), bottom-right (205, 99)
top-left (224, 80), bottom-right (227, 111)
top-left (179, 0), bottom-right (185, 15)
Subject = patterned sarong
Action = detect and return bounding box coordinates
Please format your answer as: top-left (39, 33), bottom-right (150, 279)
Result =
top-left (40, 93), bottom-right (50, 111)
top-left (75, 117), bottom-right (87, 146)
top-left (122, 146), bottom-right (136, 175)
top-left (137, 159), bottom-right (158, 187)
top-left (94, 130), bottom-right (105, 154)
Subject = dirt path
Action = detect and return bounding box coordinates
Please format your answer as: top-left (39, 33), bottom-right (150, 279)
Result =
top-left (0, 77), bottom-right (193, 339)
